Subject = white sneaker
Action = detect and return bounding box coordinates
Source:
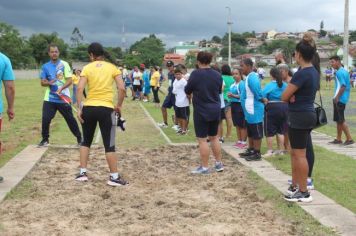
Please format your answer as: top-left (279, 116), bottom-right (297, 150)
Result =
top-left (172, 125), bottom-right (180, 131)
top-left (262, 149), bottom-right (274, 158)
top-left (157, 123), bottom-right (168, 128)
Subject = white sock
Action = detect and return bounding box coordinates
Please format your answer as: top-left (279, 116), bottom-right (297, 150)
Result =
top-left (201, 166), bottom-right (209, 171)
top-left (237, 140), bottom-right (242, 144)
top-left (241, 141), bottom-right (247, 144)
top-left (110, 172), bottom-right (119, 179)
top-left (80, 168), bottom-right (87, 174)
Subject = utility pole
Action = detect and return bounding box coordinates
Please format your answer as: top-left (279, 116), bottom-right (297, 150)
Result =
top-left (226, 7), bottom-right (232, 67)
top-left (343, 0), bottom-right (349, 68)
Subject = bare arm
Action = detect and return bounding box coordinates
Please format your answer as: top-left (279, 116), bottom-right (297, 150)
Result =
top-left (114, 74), bottom-right (126, 113)
top-left (40, 79), bottom-right (55, 87)
top-left (76, 76), bottom-right (87, 123)
top-left (333, 85), bottom-right (346, 104)
top-left (57, 77), bottom-right (73, 93)
top-left (281, 83), bottom-right (298, 103)
top-left (4, 80), bottom-right (15, 120)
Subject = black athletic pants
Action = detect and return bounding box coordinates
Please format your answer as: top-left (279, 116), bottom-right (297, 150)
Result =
top-left (41, 101), bottom-right (82, 142)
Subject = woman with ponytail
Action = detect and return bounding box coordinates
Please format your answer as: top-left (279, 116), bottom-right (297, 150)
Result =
top-left (262, 67), bottom-right (288, 157)
top-left (282, 33), bottom-right (318, 202)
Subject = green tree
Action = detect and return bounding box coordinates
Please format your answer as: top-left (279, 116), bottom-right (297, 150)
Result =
top-left (0, 22), bottom-right (35, 68)
top-left (349, 31), bottom-right (356, 43)
top-left (70, 44), bottom-right (89, 62)
top-left (257, 39), bottom-right (296, 63)
top-left (128, 34), bottom-right (165, 66)
top-left (319, 20), bottom-right (327, 38)
top-left (220, 43), bottom-right (248, 57)
top-left (123, 54), bottom-right (141, 68)
top-left (28, 32), bottom-right (69, 65)
top-left (70, 27), bottom-right (84, 48)
top-left (105, 46), bottom-right (123, 64)
top-left (211, 35), bottom-right (222, 43)
top-left (330, 35), bottom-right (343, 45)
top-left (185, 51), bottom-right (197, 68)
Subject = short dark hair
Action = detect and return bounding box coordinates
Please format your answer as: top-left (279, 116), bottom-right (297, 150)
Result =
top-left (221, 64), bottom-right (232, 76)
top-left (174, 68), bottom-right (182, 74)
top-left (48, 43), bottom-right (59, 52)
top-left (242, 58), bottom-right (253, 67)
top-left (88, 42), bottom-right (104, 57)
top-left (296, 33), bottom-right (316, 62)
top-left (197, 51), bottom-right (213, 65)
top-left (329, 55), bottom-right (341, 61)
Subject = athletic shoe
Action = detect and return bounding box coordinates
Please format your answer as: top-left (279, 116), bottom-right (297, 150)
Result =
top-left (219, 137), bottom-right (224, 144)
top-left (239, 143), bottom-right (248, 149)
top-left (288, 178), bottom-right (314, 190)
top-left (0, 176), bottom-right (3, 183)
top-left (285, 184), bottom-right (298, 196)
top-left (239, 148), bottom-right (254, 157)
top-left (75, 172), bottom-right (88, 182)
top-left (328, 139), bottom-right (342, 144)
top-left (245, 152), bottom-right (262, 161)
top-left (143, 99), bottom-right (148, 102)
top-left (215, 162), bottom-right (224, 172)
top-left (232, 142), bottom-right (240, 149)
top-left (37, 139), bottom-right (49, 147)
top-left (191, 166), bottom-right (210, 174)
top-left (107, 175), bottom-right (129, 186)
top-left (262, 149), bottom-right (274, 158)
top-left (157, 123), bottom-right (168, 128)
top-left (172, 125), bottom-right (180, 131)
top-left (284, 190), bottom-right (313, 203)
top-left (343, 140), bottom-right (355, 146)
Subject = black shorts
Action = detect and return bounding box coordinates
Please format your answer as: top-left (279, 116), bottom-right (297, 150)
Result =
top-left (220, 108), bottom-right (226, 120)
top-left (194, 112), bottom-right (219, 138)
top-left (133, 85), bottom-right (142, 92)
top-left (81, 106), bottom-right (116, 153)
top-left (176, 106), bottom-right (190, 120)
top-left (288, 127), bottom-right (311, 149)
top-left (162, 93), bottom-right (175, 109)
top-left (333, 102), bottom-right (345, 123)
top-left (231, 102), bottom-right (246, 128)
top-left (247, 122), bottom-right (263, 140)
top-left (264, 102), bottom-right (288, 137)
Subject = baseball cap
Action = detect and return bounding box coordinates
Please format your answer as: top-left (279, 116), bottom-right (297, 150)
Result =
top-left (166, 60), bottom-right (174, 67)
top-left (140, 63), bottom-right (145, 69)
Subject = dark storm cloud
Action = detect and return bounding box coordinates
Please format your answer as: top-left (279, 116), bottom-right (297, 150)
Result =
top-left (0, 0), bottom-right (355, 47)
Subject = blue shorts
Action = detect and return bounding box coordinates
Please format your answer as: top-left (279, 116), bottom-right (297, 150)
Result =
top-left (231, 102), bottom-right (246, 128)
top-left (162, 93), bottom-right (175, 109)
top-left (264, 102), bottom-right (288, 137)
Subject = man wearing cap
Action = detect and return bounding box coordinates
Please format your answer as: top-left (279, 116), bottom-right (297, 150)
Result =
top-left (0, 52), bottom-right (15, 183)
top-left (158, 60), bottom-right (176, 128)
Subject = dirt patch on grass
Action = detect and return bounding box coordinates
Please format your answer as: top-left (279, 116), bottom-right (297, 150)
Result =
top-left (0, 146), bottom-right (297, 235)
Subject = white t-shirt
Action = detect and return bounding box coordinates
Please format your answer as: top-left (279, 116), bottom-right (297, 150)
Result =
top-left (172, 78), bottom-right (189, 107)
top-left (184, 73), bottom-right (190, 81)
top-left (132, 71), bottom-right (142, 85)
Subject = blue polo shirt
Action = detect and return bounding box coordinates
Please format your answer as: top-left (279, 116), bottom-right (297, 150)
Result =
top-left (0, 53), bottom-right (15, 114)
top-left (262, 81), bottom-right (288, 101)
top-left (334, 67), bottom-right (351, 104)
top-left (229, 82), bottom-right (241, 103)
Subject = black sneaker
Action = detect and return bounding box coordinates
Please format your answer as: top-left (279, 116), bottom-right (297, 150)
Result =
top-left (343, 140), bottom-right (355, 146)
top-left (37, 139), bottom-right (49, 147)
top-left (239, 148), bottom-right (254, 157)
top-left (107, 175), bottom-right (129, 187)
top-left (284, 190), bottom-right (313, 202)
top-left (219, 137), bottom-right (224, 143)
top-left (285, 184), bottom-right (298, 196)
top-left (75, 172), bottom-right (88, 182)
top-left (328, 139), bottom-right (342, 144)
top-left (245, 152), bottom-right (262, 161)
top-left (0, 176), bottom-right (3, 183)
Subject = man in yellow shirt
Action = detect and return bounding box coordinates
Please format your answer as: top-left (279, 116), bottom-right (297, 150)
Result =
top-left (71, 69), bottom-right (81, 104)
top-left (75, 42), bottom-right (128, 186)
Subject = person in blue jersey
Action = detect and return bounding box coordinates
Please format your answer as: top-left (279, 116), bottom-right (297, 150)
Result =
top-left (238, 58), bottom-right (264, 161)
top-left (37, 44), bottom-right (82, 147)
top-left (328, 56), bottom-right (354, 145)
top-left (282, 33), bottom-right (318, 203)
top-left (324, 66), bottom-right (333, 90)
top-left (262, 67), bottom-right (288, 157)
top-left (0, 52), bottom-right (15, 183)
top-left (229, 68), bottom-right (247, 149)
top-left (141, 64), bottom-right (151, 102)
top-left (185, 51), bottom-right (223, 174)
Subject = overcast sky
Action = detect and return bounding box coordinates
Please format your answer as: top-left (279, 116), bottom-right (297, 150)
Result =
top-left (0, 0), bottom-right (355, 49)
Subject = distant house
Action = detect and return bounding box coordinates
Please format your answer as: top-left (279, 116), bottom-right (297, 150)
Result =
top-left (266, 30), bottom-right (278, 41)
top-left (175, 45), bottom-right (199, 56)
top-left (246, 38), bottom-right (263, 50)
top-left (317, 44), bottom-right (338, 62)
top-left (163, 53), bottom-right (185, 66)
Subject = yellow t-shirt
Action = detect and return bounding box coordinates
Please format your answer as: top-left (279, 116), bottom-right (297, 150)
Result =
top-left (150, 71), bottom-right (160, 87)
top-left (72, 74), bottom-right (79, 85)
top-left (80, 61), bottom-right (121, 108)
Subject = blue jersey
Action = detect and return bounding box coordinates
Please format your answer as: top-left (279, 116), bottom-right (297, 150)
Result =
top-left (241, 72), bottom-right (264, 124)
top-left (262, 81), bottom-right (288, 101)
top-left (229, 81), bottom-right (241, 103)
top-left (0, 53), bottom-right (15, 113)
top-left (334, 67), bottom-right (351, 104)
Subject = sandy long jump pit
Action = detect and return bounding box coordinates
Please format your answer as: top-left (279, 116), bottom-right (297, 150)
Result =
top-left (0, 145), bottom-right (298, 235)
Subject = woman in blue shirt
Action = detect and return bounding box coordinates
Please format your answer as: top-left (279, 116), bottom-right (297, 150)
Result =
top-left (282, 33), bottom-right (318, 203)
top-left (229, 68), bottom-right (247, 149)
top-left (262, 67), bottom-right (288, 157)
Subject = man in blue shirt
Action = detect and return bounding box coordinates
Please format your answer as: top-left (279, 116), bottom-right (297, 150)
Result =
top-left (329, 56), bottom-right (353, 145)
top-left (38, 44), bottom-right (82, 147)
top-left (239, 58), bottom-right (265, 161)
top-left (0, 52), bottom-right (15, 183)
